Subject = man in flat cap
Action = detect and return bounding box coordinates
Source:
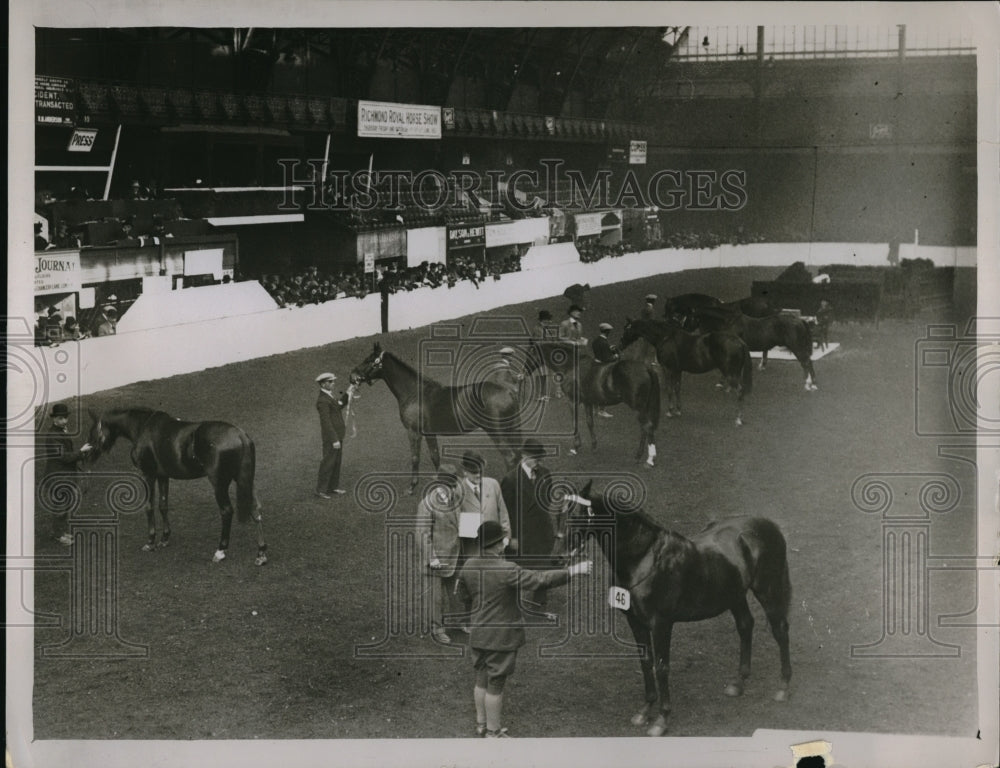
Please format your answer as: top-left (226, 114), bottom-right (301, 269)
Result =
top-left (458, 519), bottom-right (591, 737)
top-left (417, 463), bottom-right (466, 643)
top-left (38, 402), bottom-right (93, 546)
top-left (315, 372), bottom-right (350, 499)
top-left (591, 322), bottom-right (620, 418)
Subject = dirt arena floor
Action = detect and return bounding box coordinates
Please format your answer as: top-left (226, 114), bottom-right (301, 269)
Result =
top-left (32, 266), bottom-right (980, 740)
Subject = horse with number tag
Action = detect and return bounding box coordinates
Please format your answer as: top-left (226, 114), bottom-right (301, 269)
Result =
top-left (350, 342), bottom-right (524, 493)
top-left (87, 407), bottom-right (267, 565)
top-left (620, 317), bottom-right (753, 426)
top-left (558, 481), bottom-right (792, 736)
top-left (521, 340), bottom-right (660, 467)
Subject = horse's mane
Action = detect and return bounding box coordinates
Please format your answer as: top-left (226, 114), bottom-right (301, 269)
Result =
top-left (383, 350), bottom-right (445, 392)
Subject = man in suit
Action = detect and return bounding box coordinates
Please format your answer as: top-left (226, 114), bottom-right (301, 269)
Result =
top-left (417, 463), bottom-right (466, 643)
top-left (38, 403), bottom-right (93, 545)
top-left (459, 520), bottom-right (591, 737)
top-left (458, 450), bottom-right (512, 557)
top-left (500, 439), bottom-right (560, 612)
top-left (557, 304), bottom-right (588, 349)
top-left (315, 371), bottom-right (351, 499)
top-left (591, 322), bottom-right (619, 418)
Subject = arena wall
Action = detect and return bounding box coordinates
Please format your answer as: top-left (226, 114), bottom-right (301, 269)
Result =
top-left (36, 240), bottom-right (975, 403)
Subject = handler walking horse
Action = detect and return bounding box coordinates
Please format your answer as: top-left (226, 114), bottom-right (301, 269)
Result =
top-left (620, 317), bottom-right (753, 426)
top-left (522, 340), bottom-right (660, 466)
top-left (350, 342), bottom-right (524, 494)
top-left (693, 306), bottom-right (818, 390)
top-left (560, 481), bottom-right (792, 736)
top-left (87, 408), bottom-right (267, 565)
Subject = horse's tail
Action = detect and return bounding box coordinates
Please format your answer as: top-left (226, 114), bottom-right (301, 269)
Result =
top-left (740, 344), bottom-right (753, 396)
top-left (745, 519), bottom-right (792, 615)
top-left (235, 432), bottom-right (257, 523)
top-left (646, 366), bottom-right (661, 431)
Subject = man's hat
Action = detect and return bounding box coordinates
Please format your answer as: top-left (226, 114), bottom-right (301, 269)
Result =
top-left (520, 439), bottom-right (546, 459)
top-left (315, 372), bottom-right (337, 383)
top-left (645, 294), bottom-right (658, 302)
top-left (461, 450), bottom-right (484, 474)
top-left (435, 463), bottom-right (460, 487)
top-left (477, 520), bottom-right (506, 549)
top-left (568, 304), bottom-right (583, 314)
top-left (538, 309), bottom-right (552, 321)
top-left (598, 322), bottom-right (613, 332)
top-left (499, 346), bottom-right (515, 356)
top-left (50, 403), bottom-right (70, 418)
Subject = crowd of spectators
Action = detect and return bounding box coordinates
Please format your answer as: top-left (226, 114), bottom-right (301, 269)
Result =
top-left (34, 303), bottom-right (119, 346)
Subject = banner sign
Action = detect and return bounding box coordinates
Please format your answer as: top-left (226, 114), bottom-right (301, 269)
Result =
top-left (485, 218), bottom-right (549, 249)
top-left (442, 107), bottom-right (455, 130)
top-left (36, 75), bottom-right (76, 126)
top-left (629, 140), bottom-right (647, 165)
top-left (447, 224), bottom-right (486, 250)
top-left (67, 128), bottom-right (99, 152)
top-left (184, 248), bottom-right (224, 276)
top-left (35, 251), bottom-right (82, 295)
top-left (574, 212), bottom-right (603, 238)
top-left (358, 100), bottom-right (442, 139)
top-left (364, 253), bottom-right (375, 274)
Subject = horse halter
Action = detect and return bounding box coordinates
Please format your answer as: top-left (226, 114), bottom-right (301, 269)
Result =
top-left (355, 351), bottom-right (385, 384)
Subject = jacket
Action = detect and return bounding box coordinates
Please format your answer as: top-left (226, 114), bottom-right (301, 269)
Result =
top-left (591, 334), bottom-right (619, 364)
top-left (416, 484), bottom-right (467, 577)
top-left (459, 475), bottom-right (511, 541)
top-left (499, 462), bottom-right (558, 558)
top-left (459, 555), bottom-right (571, 650)
top-left (316, 390), bottom-right (347, 445)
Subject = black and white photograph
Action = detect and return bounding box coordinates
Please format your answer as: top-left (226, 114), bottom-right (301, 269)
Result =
top-left (7, 3), bottom-right (999, 767)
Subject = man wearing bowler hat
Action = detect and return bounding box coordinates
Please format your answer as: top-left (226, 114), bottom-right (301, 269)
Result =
top-left (315, 371), bottom-right (351, 499)
top-left (458, 519), bottom-right (592, 737)
top-left (38, 403), bottom-right (93, 546)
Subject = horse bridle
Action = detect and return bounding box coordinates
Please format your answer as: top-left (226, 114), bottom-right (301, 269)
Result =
top-left (354, 351), bottom-right (385, 385)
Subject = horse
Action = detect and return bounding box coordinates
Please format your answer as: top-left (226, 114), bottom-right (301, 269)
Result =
top-left (620, 318), bottom-right (752, 426)
top-left (350, 342), bottom-right (524, 493)
top-left (721, 295), bottom-right (777, 318)
top-left (87, 407), bottom-right (267, 565)
top-left (559, 481), bottom-right (792, 736)
top-left (521, 340), bottom-right (660, 467)
top-left (692, 306), bottom-right (818, 390)
top-left (662, 293), bottom-right (723, 329)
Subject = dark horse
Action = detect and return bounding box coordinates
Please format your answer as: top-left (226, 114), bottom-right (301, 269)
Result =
top-left (522, 340), bottom-right (660, 466)
top-left (662, 293), bottom-right (723, 330)
top-left (620, 317), bottom-right (752, 426)
top-left (350, 342), bottom-right (524, 493)
top-left (692, 306), bottom-right (818, 390)
top-left (560, 481), bottom-right (792, 736)
top-left (87, 407), bottom-right (267, 565)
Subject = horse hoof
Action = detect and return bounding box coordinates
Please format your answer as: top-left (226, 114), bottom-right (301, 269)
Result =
top-left (723, 683), bottom-right (743, 697)
top-left (645, 460), bottom-right (655, 469)
top-left (254, 555), bottom-right (269, 566)
top-left (630, 712), bottom-right (648, 726)
top-left (212, 549), bottom-right (226, 563)
top-left (773, 689), bottom-right (789, 702)
top-left (646, 720), bottom-right (667, 737)
top-left (569, 449), bottom-right (578, 456)
top-left (141, 543), bottom-right (155, 552)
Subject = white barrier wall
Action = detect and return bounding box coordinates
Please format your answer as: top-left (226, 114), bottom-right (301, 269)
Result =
top-left (899, 243), bottom-right (977, 268)
top-left (37, 240), bottom-right (974, 400)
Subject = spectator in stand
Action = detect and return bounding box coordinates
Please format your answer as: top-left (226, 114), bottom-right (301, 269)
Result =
top-left (115, 218), bottom-right (140, 248)
top-left (45, 310), bottom-right (65, 345)
top-left (63, 316), bottom-right (88, 340)
top-left (35, 309), bottom-right (51, 347)
top-left (93, 305), bottom-right (118, 337)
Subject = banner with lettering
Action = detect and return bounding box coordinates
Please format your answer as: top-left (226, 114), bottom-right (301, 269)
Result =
top-left (35, 251), bottom-right (82, 295)
top-left (36, 75), bottom-right (76, 126)
top-left (358, 100), bottom-right (442, 139)
top-left (446, 224), bottom-right (486, 251)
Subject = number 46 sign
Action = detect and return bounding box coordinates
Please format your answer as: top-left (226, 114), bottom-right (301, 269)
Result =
top-left (608, 586), bottom-right (631, 611)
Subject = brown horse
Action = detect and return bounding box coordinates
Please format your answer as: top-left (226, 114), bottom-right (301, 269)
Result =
top-left (560, 481), bottom-right (792, 736)
top-left (521, 340), bottom-right (660, 466)
top-left (620, 317), bottom-right (752, 425)
top-left (87, 407), bottom-right (267, 565)
top-left (350, 342), bottom-right (524, 493)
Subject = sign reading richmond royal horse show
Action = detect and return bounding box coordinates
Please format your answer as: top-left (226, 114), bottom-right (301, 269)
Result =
top-left (357, 100), bottom-right (442, 139)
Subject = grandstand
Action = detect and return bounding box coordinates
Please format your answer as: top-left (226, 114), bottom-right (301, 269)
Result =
top-left (33, 24), bottom-right (976, 346)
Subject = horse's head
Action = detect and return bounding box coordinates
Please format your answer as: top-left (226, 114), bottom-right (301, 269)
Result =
top-left (620, 317), bottom-right (640, 349)
top-left (351, 342), bottom-right (386, 386)
top-left (86, 409), bottom-right (116, 461)
top-left (552, 480), bottom-right (612, 561)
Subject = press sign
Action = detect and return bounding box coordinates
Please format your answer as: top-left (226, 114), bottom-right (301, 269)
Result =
top-left (67, 128), bottom-right (98, 152)
top-left (608, 586), bottom-right (630, 611)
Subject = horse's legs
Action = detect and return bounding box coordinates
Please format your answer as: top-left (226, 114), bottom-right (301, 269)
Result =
top-left (407, 429), bottom-right (422, 495)
top-left (802, 358), bottom-right (819, 391)
top-left (758, 347), bottom-right (769, 371)
top-left (647, 620), bottom-right (675, 736)
top-left (211, 478), bottom-right (235, 564)
top-left (158, 477), bottom-right (171, 547)
top-left (624, 612), bottom-right (659, 728)
top-left (671, 371), bottom-right (682, 417)
top-left (141, 475), bottom-right (157, 552)
top-left (425, 434), bottom-right (442, 470)
top-left (724, 597), bottom-right (755, 697)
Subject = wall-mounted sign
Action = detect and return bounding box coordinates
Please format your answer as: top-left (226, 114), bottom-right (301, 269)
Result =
top-left (67, 128), bottom-right (99, 152)
top-left (574, 212), bottom-right (603, 238)
top-left (35, 75), bottom-right (76, 126)
top-left (442, 107), bottom-right (455, 130)
top-left (358, 100), bottom-right (442, 139)
top-left (364, 253), bottom-right (375, 274)
top-left (446, 224), bottom-right (486, 250)
top-left (629, 140), bottom-right (647, 165)
top-left (35, 251), bottom-right (82, 295)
